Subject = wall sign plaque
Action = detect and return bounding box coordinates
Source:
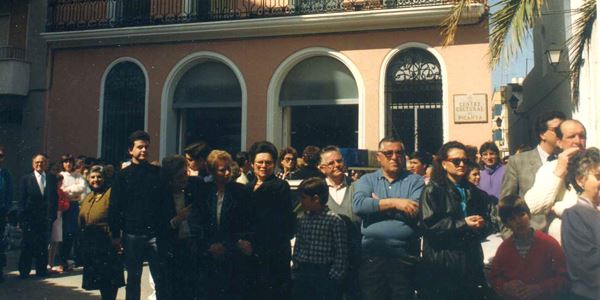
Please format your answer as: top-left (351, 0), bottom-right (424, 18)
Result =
top-left (453, 94), bottom-right (488, 123)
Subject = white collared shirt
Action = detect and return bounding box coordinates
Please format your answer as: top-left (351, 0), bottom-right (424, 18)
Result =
top-left (326, 177), bottom-right (347, 206)
top-left (536, 145), bottom-right (551, 163)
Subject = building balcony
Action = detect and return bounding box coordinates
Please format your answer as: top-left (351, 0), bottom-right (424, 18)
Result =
top-left (0, 46), bottom-right (30, 96)
top-left (44, 0), bottom-right (487, 47)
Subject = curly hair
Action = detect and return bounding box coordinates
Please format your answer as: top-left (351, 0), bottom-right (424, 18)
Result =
top-left (566, 147), bottom-right (600, 193)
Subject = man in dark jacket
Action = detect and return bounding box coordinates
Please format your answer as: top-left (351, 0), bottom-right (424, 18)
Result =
top-left (0, 146), bottom-right (13, 281)
top-left (109, 131), bottom-right (164, 300)
top-left (18, 153), bottom-right (58, 278)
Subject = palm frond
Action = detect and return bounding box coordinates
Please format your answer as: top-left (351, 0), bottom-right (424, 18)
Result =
top-left (441, 0), bottom-right (472, 46)
top-left (488, 0), bottom-right (544, 66)
top-left (566, 0), bottom-right (596, 106)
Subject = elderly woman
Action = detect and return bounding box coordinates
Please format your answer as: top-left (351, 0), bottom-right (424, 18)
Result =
top-left (198, 150), bottom-right (252, 299)
top-left (247, 141), bottom-right (295, 299)
top-left (562, 147), bottom-right (600, 300)
top-left (418, 141), bottom-right (493, 299)
top-left (276, 146), bottom-right (298, 180)
top-left (79, 165), bottom-right (124, 300)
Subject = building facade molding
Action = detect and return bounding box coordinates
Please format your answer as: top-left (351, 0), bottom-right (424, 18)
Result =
top-left (97, 56), bottom-right (150, 158)
top-left (159, 51), bottom-right (248, 159)
top-left (378, 42), bottom-right (449, 145)
top-left (267, 46), bottom-right (366, 149)
top-left (42, 5), bottom-right (486, 48)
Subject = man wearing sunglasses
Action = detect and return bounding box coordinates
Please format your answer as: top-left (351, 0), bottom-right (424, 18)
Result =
top-left (353, 137), bottom-right (425, 300)
top-left (524, 119), bottom-right (587, 243)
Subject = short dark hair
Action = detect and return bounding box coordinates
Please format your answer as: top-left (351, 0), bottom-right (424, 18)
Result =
top-left (298, 177), bottom-right (329, 205)
top-left (479, 141), bottom-right (500, 156)
top-left (302, 146), bottom-right (321, 167)
top-left (378, 136), bottom-right (404, 150)
top-left (408, 151), bottom-right (432, 166)
top-left (498, 195), bottom-right (531, 224)
top-left (566, 147), bottom-right (600, 193)
top-left (556, 119), bottom-right (586, 140)
top-left (534, 111), bottom-right (566, 141)
top-left (248, 141), bottom-right (278, 163)
top-left (161, 155), bottom-right (187, 190)
top-left (235, 151), bottom-right (250, 167)
top-left (128, 130), bottom-right (150, 150)
top-left (184, 142), bottom-right (211, 161)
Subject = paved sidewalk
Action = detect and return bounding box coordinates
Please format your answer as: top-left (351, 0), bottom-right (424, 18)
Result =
top-left (0, 250), bottom-right (152, 300)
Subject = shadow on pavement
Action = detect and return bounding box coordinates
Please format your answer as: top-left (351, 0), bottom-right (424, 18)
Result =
top-left (1, 250), bottom-right (102, 299)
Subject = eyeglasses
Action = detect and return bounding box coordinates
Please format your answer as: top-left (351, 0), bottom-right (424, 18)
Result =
top-left (446, 158), bottom-right (468, 167)
top-left (379, 150), bottom-right (404, 159)
top-left (323, 159), bottom-right (344, 167)
top-left (282, 157), bottom-right (295, 162)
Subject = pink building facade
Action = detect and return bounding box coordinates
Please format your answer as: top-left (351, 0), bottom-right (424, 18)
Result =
top-left (42, 0), bottom-right (493, 164)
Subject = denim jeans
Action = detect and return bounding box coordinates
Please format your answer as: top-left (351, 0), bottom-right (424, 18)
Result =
top-left (123, 234), bottom-right (164, 300)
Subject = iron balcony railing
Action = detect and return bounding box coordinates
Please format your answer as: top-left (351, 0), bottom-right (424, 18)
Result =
top-left (0, 46), bottom-right (26, 60)
top-left (47, 0), bottom-right (478, 32)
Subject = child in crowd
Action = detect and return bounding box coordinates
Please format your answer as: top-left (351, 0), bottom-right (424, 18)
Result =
top-left (292, 177), bottom-right (348, 300)
top-left (488, 195), bottom-right (568, 300)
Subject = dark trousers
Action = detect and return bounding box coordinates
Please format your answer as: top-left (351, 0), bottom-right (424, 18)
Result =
top-left (60, 202), bottom-right (79, 265)
top-left (292, 263), bottom-right (340, 300)
top-left (359, 256), bottom-right (415, 300)
top-left (0, 214), bottom-right (6, 271)
top-left (123, 233), bottom-right (164, 300)
top-left (18, 224), bottom-right (50, 277)
top-left (165, 238), bottom-right (205, 300)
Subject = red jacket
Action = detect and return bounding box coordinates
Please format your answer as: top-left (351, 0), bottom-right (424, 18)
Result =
top-left (489, 230), bottom-right (569, 300)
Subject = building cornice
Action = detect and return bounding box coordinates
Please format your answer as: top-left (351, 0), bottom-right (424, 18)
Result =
top-left (42, 4), bottom-right (486, 48)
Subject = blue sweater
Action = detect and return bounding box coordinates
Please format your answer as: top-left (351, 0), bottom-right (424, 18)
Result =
top-left (352, 169), bottom-right (424, 257)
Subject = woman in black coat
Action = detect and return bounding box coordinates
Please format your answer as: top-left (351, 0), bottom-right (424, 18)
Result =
top-left (246, 141), bottom-right (295, 300)
top-left (159, 155), bottom-right (205, 300)
top-left (418, 141), bottom-right (493, 300)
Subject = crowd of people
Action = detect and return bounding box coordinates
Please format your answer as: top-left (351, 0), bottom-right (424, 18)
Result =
top-left (0, 109), bottom-right (599, 300)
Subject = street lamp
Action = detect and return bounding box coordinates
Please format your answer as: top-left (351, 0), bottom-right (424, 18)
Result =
top-left (545, 47), bottom-right (562, 66)
top-left (508, 95), bottom-right (520, 112)
top-left (495, 116), bottom-right (502, 128)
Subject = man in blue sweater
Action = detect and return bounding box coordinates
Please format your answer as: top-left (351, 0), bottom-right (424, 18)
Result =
top-left (352, 137), bottom-right (424, 300)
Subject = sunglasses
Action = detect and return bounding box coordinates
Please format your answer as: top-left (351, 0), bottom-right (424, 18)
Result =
top-left (446, 158), bottom-right (468, 167)
top-left (379, 150), bottom-right (404, 159)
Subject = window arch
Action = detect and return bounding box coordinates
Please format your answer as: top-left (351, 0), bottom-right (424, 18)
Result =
top-left (279, 56), bottom-right (359, 150)
top-left (101, 61), bottom-right (146, 165)
top-left (173, 61), bottom-right (242, 154)
top-left (385, 48), bottom-right (443, 154)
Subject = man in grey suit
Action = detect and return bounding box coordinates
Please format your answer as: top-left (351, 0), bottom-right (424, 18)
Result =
top-left (499, 111), bottom-right (565, 236)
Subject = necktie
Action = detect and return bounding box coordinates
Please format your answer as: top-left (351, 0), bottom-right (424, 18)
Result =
top-left (37, 173), bottom-right (45, 196)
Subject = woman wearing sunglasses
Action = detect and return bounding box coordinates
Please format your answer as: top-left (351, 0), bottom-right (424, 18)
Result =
top-left (417, 141), bottom-right (494, 299)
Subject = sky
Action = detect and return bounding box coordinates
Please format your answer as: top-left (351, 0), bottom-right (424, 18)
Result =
top-left (489, 0), bottom-right (535, 90)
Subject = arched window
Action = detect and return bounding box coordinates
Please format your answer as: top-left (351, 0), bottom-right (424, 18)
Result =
top-left (173, 61), bottom-right (242, 154)
top-left (385, 48), bottom-right (443, 154)
top-left (101, 61), bottom-right (146, 165)
top-left (280, 56), bottom-right (358, 150)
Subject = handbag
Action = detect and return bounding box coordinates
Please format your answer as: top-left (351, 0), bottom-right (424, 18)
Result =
top-left (58, 190), bottom-right (70, 212)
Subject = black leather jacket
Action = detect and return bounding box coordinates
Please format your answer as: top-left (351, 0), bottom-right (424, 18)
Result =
top-left (418, 179), bottom-right (492, 282)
